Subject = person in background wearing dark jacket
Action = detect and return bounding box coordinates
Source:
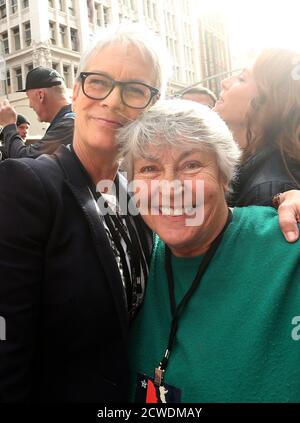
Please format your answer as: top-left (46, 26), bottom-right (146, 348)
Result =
top-left (214, 48), bottom-right (300, 207)
top-left (0, 66), bottom-right (74, 158)
top-left (16, 114), bottom-right (30, 142)
top-left (0, 115), bottom-right (30, 161)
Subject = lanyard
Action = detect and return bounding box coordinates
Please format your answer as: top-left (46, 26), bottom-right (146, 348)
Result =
top-left (154, 209), bottom-right (233, 387)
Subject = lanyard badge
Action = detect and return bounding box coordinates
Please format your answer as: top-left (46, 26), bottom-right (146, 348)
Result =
top-left (152, 209), bottom-right (233, 395)
top-left (135, 372), bottom-right (181, 403)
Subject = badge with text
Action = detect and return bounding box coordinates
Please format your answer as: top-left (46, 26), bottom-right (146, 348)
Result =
top-left (135, 372), bottom-right (181, 403)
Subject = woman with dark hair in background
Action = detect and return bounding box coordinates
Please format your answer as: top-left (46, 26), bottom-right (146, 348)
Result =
top-left (214, 48), bottom-right (300, 209)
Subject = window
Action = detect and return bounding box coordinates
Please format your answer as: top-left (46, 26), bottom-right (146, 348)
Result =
top-left (6, 69), bottom-right (11, 94)
top-left (1, 31), bottom-right (9, 54)
top-left (12, 26), bottom-right (20, 51)
top-left (103, 6), bottom-right (109, 26)
top-left (146, 0), bottom-right (151, 18)
top-left (22, 0), bottom-right (29, 8)
top-left (70, 28), bottom-right (78, 51)
top-left (144, 1), bottom-right (157, 21)
top-left (49, 21), bottom-right (56, 44)
top-left (59, 25), bottom-right (67, 47)
top-left (23, 22), bottom-right (31, 47)
top-left (11, 0), bottom-right (18, 14)
top-left (95, 3), bottom-right (110, 27)
top-left (59, 0), bottom-right (65, 12)
top-left (68, 0), bottom-right (75, 15)
top-left (0, 3), bottom-right (6, 18)
top-left (74, 66), bottom-right (78, 79)
top-left (63, 64), bottom-right (70, 87)
top-left (152, 2), bottom-right (157, 20)
top-left (52, 62), bottom-right (59, 72)
top-left (87, 0), bottom-right (94, 23)
top-left (48, 0), bottom-right (54, 7)
top-left (95, 3), bottom-right (100, 25)
top-left (26, 63), bottom-right (33, 73)
top-left (15, 67), bottom-right (22, 91)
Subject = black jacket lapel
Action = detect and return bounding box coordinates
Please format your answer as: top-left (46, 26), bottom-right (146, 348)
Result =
top-left (54, 146), bottom-right (129, 338)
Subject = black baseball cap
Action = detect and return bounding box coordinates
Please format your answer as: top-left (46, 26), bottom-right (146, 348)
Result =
top-left (17, 66), bottom-right (64, 92)
top-left (16, 114), bottom-right (30, 127)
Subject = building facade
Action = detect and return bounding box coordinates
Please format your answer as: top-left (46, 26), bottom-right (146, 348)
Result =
top-left (198, 11), bottom-right (232, 97)
top-left (0, 0), bottom-right (231, 136)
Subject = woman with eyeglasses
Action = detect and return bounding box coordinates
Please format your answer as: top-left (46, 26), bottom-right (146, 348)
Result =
top-left (214, 48), bottom-right (300, 211)
top-left (0, 25), bottom-right (166, 403)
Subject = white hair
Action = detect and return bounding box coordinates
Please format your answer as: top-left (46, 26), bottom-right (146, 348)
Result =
top-left (76, 23), bottom-right (172, 98)
top-left (118, 99), bottom-right (241, 184)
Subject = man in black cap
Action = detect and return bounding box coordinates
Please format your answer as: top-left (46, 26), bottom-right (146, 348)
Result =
top-left (16, 114), bottom-right (30, 142)
top-left (0, 66), bottom-right (74, 158)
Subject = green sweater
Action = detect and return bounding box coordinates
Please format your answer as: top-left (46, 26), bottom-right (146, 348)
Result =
top-left (129, 206), bottom-right (300, 402)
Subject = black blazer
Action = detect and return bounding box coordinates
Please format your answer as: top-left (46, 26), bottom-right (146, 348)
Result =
top-left (0, 145), bottom-right (151, 402)
top-left (229, 147), bottom-right (300, 207)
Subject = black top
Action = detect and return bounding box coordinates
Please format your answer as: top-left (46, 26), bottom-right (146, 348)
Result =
top-left (68, 144), bottom-right (148, 318)
top-left (0, 145), bottom-right (152, 402)
top-left (229, 147), bottom-right (300, 207)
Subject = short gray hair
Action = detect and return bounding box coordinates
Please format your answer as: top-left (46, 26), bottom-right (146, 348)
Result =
top-left (118, 99), bottom-right (241, 184)
top-left (76, 24), bottom-right (171, 98)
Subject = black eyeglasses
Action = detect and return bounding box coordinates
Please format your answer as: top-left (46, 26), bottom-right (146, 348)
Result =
top-left (79, 72), bottom-right (160, 109)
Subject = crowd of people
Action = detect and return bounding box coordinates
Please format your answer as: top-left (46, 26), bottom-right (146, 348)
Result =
top-left (0, 24), bottom-right (300, 403)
